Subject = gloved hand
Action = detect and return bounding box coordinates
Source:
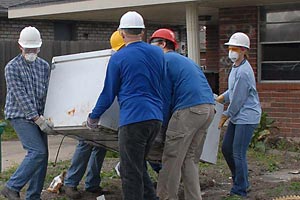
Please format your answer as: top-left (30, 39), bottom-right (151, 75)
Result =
top-left (85, 115), bottom-right (100, 130)
top-left (34, 115), bottom-right (54, 134)
top-left (216, 95), bottom-right (224, 103)
top-left (218, 114), bottom-right (229, 129)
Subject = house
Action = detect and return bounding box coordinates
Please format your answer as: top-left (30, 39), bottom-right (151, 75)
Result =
top-left (0, 0), bottom-right (185, 116)
top-left (3, 0), bottom-right (300, 138)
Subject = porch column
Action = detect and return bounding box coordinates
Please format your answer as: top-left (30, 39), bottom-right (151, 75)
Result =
top-left (186, 3), bottom-right (201, 66)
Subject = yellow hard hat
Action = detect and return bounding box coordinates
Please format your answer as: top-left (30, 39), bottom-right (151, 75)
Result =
top-left (110, 31), bottom-right (125, 51)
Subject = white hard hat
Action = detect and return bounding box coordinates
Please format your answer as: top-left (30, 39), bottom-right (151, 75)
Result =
top-left (18, 26), bottom-right (42, 48)
top-left (118, 11), bottom-right (145, 29)
top-left (224, 32), bottom-right (250, 49)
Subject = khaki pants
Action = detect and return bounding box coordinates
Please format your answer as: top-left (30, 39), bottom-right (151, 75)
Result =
top-left (157, 104), bottom-right (215, 200)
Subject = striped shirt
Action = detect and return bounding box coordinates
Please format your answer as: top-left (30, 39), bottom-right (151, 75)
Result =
top-left (4, 54), bottom-right (50, 120)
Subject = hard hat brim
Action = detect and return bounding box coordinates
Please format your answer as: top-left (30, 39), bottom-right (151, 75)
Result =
top-left (112, 44), bottom-right (125, 51)
top-left (18, 41), bottom-right (42, 48)
top-left (224, 42), bottom-right (249, 49)
top-left (118, 25), bottom-right (145, 29)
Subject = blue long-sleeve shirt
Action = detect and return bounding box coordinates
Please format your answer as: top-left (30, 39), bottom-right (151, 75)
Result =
top-left (222, 59), bottom-right (261, 124)
top-left (162, 51), bottom-right (214, 117)
top-left (90, 41), bottom-right (165, 126)
top-left (4, 54), bottom-right (50, 120)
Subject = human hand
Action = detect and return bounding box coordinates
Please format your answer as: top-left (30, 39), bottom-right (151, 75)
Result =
top-left (34, 115), bottom-right (54, 134)
top-left (216, 95), bottom-right (224, 103)
top-left (85, 115), bottom-right (100, 130)
top-left (218, 114), bottom-right (229, 129)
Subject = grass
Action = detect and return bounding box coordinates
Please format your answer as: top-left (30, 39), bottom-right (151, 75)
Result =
top-left (0, 148), bottom-right (299, 200)
top-left (265, 181), bottom-right (300, 198)
top-left (222, 195), bottom-right (245, 200)
top-left (0, 164), bottom-right (18, 181)
top-left (0, 120), bottom-right (18, 141)
top-left (248, 150), bottom-right (280, 172)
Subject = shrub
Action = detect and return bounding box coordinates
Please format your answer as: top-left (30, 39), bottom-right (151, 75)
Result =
top-left (250, 112), bottom-right (278, 152)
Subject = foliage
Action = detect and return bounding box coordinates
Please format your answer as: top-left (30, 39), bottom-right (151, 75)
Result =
top-left (289, 181), bottom-right (300, 191)
top-left (248, 149), bottom-right (279, 172)
top-left (266, 181), bottom-right (300, 197)
top-left (0, 119), bottom-right (18, 141)
top-left (106, 150), bottom-right (119, 158)
top-left (0, 164), bottom-right (18, 181)
top-left (250, 112), bottom-right (278, 152)
top-left (2, 124), bottom-right (17, 141)
top-left (223, 195), bottom-right (244, 200)
top-left (268, 138), bottom-right (300, 153)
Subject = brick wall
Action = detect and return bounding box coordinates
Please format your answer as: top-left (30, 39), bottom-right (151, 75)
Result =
top-left (76, 21), bottom-right (118, 42)
top-left (258, 84), bottom-right (300, 137)
top-left (0, 17), bottom-right (181, 42)
top-left (0, 18), bottom-right (54, 40)
top-left (218, 6), bottom-right (258, 93)
top-left (218, 6), bottom-right (300, 137)
top-left (206, 24), bottom-right (219, 73)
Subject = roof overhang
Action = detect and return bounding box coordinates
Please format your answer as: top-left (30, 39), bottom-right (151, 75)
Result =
top-left (8, 0), bottom-right (198, 25)
top-left (8, 0), bottom-right (299, 25)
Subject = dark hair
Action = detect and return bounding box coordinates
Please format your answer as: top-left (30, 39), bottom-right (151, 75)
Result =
top-left (165, 40), bottom-right (175, 51)
top-left (122, 28), bottom-right (143, 35)
top-left (150, 38), bottom-right (165, 44)
top-left (150, 38), bottom-right (175, 51)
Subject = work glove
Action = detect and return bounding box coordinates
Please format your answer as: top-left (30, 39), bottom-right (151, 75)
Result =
top-left (85, 115), bottom-right (100, 130)
top-left (216, 95), bottom-right (224, 104)
top-left (34, 115), bottom-right (54, 134)
top-left (218, 114), bottom-right (229, 129)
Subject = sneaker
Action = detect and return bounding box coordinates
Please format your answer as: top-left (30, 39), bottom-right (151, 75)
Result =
top-left (1, 186), bottom-right (20, 200)
top-left (62, 185), bottom-right (81, 199)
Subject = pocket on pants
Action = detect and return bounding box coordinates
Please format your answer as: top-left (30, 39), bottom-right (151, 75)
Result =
top-left (167, 129), bottom-right (184, 140)
top-left (189, 106), bottom-right (208, 115)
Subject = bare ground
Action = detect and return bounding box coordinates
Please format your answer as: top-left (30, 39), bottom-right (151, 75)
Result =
top-left (40, 148), bottom-right (300, 200)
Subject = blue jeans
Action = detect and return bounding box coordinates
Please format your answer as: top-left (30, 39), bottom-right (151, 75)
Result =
top-left (119, 120), bottom-right (161, 200)
top-left (221, 122), bottom-right (258, 197)
top-left (7, 118), bottom-right (48, 200)
top-left (64, 141), bottom-right (107, 190)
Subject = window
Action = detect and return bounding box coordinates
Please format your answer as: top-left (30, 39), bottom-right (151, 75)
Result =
top-left (54, 22), bottom-right (77, 41)
top-left (259, 4), bottom-right (300, 82)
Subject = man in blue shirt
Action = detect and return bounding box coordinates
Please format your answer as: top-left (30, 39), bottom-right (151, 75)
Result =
top-left (217, 32), bottom-right (261, 197)
top-left (1, 26), bottom-right (53, 200)
top-left (149, 28), bottom-right (215, 200)
top-left (86, 11), bottom-right (165, 200)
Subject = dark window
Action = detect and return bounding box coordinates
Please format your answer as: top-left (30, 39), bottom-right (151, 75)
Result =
top-left (54, 22), bottom-right (77, 41)
top-left (259, 5), bottom-right (300, 81)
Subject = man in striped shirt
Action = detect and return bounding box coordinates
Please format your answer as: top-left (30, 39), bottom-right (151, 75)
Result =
top-left (1, 26), bottom-right (53, 200)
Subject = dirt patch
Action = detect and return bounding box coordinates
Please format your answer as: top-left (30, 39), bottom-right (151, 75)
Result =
top-left (38, 148), bottom-right (300, 200)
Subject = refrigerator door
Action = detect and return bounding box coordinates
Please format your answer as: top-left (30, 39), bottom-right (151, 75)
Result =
top-left (44, 49), bottom-right (119, 151)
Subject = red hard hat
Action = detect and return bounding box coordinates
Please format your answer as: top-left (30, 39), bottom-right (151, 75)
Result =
top-left (150, 28), bottom-right (178, 50)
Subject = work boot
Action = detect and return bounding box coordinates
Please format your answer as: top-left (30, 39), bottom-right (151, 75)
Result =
top-left (85, 187), bottom-right (104, 195)
top-left (62, 185), bottom-right (81, 199)
top-left (1, 186), bottom-right (20, 200)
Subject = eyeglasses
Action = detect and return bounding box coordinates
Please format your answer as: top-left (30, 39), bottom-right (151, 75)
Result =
top-left (228, 46), bottom-right (241, 52)
top-left (150, 38), bottom-right (165, 45)
top-left (22, 48), bottom-right (40, 54)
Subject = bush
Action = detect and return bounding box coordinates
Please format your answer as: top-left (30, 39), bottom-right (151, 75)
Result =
top-left (0, 119), bottom-right (18, 141)
top-left (250, 112), bottom-right (278, 152)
